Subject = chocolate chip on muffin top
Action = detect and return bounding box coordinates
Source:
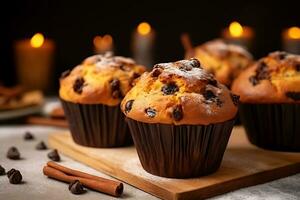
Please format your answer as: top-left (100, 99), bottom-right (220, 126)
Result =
top-left (59, 53), bottom-right (146, 106)
top-left (121, 58), bottom-right (238, 125)
top-left (232, 51), bottom-right (300, 103)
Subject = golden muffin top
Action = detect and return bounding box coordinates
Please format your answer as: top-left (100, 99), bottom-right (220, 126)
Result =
top-left (232, 51), bottom-right (300, 103)
top-left (59, 53), bottom-right (146, 105)
top-left (188, 39), bottom-right (253, 86)
top-left (121, 58), bottom-right (238, 125)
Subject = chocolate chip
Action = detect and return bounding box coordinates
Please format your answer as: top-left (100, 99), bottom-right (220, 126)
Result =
top-left (286, 92), bottom-right (300, 101)
top-left (203, 90), bottom-right (216, 100)
top-left (230, 93), bottom-right (240, 106)
top-left (189, 58), bottom-right (201, 68)
top-left (161, 82), bottom-right (179, 95)
top-left (0, 165), bottom-right (5, 175)
top-left (48, 149), bottom-right (61, 162)
top-left (203, 90), bottom-right (222, 107)
top-left (249, 75), bottom-right (258, 86)
top-left (7, 168), bottom-right (16, 178)
top-left (172, 105), bottom-right (183, 121)
top-left (125, 100), bottom-right (134, 113)
top-left (132, 72), bottom-right (140, 79)
top-left (277, 52), bottom-right (287, 60)
top-left (151, 68), bottom-right (162, 77)
top-left (7, 169), bottom-right (22, 184)
top-left (24, 131), bottom-right (34, 140)
top-left (69, 180), bottom-right (85, 195)
top-left (73, 77), bottom-right (85, 94)
top-left (207, 79), bottom-right (218, 87)
top-left (60, 69), bottom-right (71, 79)
top-left (7, 147), bottom-right (20, 160)
top-left (295, 64), bottom-right (300, 72)
top-left (110, 79), bottom-right (120, 91)
top-left (153, 64), bottom-right (163, 69)
top-left (249, 61), bottom-right (270, 86)
top-left (120, 65), bottom-right (131, 71)
top-left (112, 90), bottom-right (123, 99)
top-left (36, 141), bottom-right (47, 150)
top-left (145, 108), bottom-right (156, 118)
top-left (216, 99), bottom-right (223, 107)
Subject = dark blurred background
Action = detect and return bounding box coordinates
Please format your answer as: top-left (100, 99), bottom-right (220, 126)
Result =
top-left (1, 0), bottom-right (300, 92)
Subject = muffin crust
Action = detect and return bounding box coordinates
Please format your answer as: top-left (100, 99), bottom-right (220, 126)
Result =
top-left (121, 58), bottom-right (238, 125)
top-left (59, 53), bottom-right (145, 105)
top-left (232, 51), bottom-right (300, 103)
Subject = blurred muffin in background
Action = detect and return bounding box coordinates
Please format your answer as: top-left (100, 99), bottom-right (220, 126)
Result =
top-left (186, 39), bottom-right (253, 86)
top-left (232, 51), bottom-right (300, 151)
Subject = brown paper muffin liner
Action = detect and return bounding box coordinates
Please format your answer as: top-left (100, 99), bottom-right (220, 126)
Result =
top-left (126, 118), bottom-right (235, 178)
top-left (239, 103), bottom-right (300, 152)
top-left (61, 99), bottom-right (132, 148)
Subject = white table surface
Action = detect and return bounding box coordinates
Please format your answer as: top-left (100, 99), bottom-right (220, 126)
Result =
top-left (0, 100), bottom-right (300, 200)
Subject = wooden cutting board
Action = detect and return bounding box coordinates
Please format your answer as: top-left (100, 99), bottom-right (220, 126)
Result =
top-left (48, 126), bottom-right (300, 200)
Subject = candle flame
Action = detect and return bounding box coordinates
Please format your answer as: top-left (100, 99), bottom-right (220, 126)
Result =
top-left (30, 33), bottom-right (44, 48)
top-left (137, 22), bottom-right (151, 35)
top-left (287, 27), bottom-right (300, 39)
top-left (229, 21), bottom-right (244, 37)
top-left (93, 34), bottom-right (113, 49)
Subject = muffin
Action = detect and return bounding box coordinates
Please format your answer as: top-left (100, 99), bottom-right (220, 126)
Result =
top-left (121, 58), bottom-right (238, 178)
top-left (232, 51), bottom-right (300, 151)
top-left (59, 53), bottom-right (145, 147)
top-left (186, 39), bottom-right (253, 86)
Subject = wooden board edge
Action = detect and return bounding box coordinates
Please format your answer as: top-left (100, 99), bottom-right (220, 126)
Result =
top-left (177, 163), bottom-right (300, 200)
top-left (48, 133), bottom-right (177, 200)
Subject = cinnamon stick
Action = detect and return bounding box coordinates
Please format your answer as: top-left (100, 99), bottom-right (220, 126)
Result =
top-left (50, 107), bottom-right (65, 118)
top-left (43, 162), bottom-right (123, 197)
top-left (26, 116), bottom-right (68, 128)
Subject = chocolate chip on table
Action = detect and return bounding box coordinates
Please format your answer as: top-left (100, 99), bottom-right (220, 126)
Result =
top-left (145, 108), bottom-right (156, 118)
top-left (7, 147), bottom-right (21, 160)
top-left (36, 141), bottom-right (47, 150)
top-left (172, 105), bottom-right (183, 121)
top-left (7, 169), bottom-right (22, 184)
top-left (73, 77), bottom-right (85, 94)
top-left (0, 165), bottom-right (5, 175)
top-left (161, 82), bottom-right (179, 95)
top-left (286, 92), bottom-right (300, 101)
top-left (48, 149), bottom-right (61, 162)
top-left (69, 180), bottom-right (85, 195)
top-left (24, 131), bottom-right (34, 140)
top-left (125, 100), bottom-right (134, 114)
top-left (60, 69), bottom-right (71, 79)
top-left (230, 93), bottom-right (240, 106)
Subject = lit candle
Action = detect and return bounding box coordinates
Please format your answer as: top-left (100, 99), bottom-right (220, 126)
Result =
top-left (282, 26), bottom-right (300, 54)
top-left (222, 21), bottom-right (254, 50)
top-left (132, 22), bottom-right (155, 68)
top-left (14, 33), bottom-right (55, 91)
top-left (93, 34), bottom-right (114, 54)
